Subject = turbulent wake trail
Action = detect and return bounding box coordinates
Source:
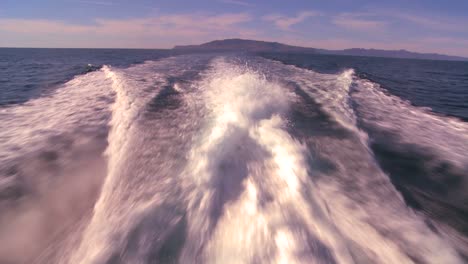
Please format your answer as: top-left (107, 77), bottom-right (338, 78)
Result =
top-left (62, 55), bottom-right (464, 264)
top-left (69, 56), bottom-right (210, 264)
top-left (179, 58), bottom-right (352, 263)
top-left (0, 68), bottom-right (113, 264)
top-left (175, 57), bottom-right (463, 264)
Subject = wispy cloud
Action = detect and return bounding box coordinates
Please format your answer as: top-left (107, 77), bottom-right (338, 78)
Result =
top-left (0, 12), bottom-right (254, 48)
top-left (263, 11), bottom-right (318, 31)
top-left (391, 12), bottom-right (467, 32)
top-left (332, 13), bottom-right (386, 31)
top-left (340, 9), bottom-right (468, 34)
top-left (0, 19), bottom-right (90, 34)
top-left (220, 0), bottom-right (253, 7)
top-left (1, 6), bottom-right (467, 56)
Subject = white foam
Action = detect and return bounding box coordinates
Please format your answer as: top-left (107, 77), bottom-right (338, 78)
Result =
top-left (352, 77), bottom-right (468, 168)
top-left (69, 64), bottom-right (161, 263)
top-left (181, 58), bottom-right (357, 264)
top-left (229, 57), bottom-right (465, 263)
top-left (0, 70), bottom-right (113, 165)
top-left (69, 56), bottom-right (212, 264)
top-left (0, 69), bottom-right (113, 264)
top-left (259, 59), bottom-right (358, 131)
top-left (11, 54), bottom-right (464, 264)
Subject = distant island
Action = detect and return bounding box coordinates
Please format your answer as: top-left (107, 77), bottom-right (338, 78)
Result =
top-left (174, 39), bottom-right (468, 61)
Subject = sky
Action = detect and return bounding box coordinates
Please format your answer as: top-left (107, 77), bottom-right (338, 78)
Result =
top-left (1, 0), bottom-right (468, 56)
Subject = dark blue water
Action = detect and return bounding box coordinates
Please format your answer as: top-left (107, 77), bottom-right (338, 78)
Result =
top-left (0, 49), bottom-right (467, 264)
top-left (0, 48), bottom-right (176, 105)
top-left (261, 52), bottom-right (468, 121)
top-left (2, 49), bottom-right (467, 120)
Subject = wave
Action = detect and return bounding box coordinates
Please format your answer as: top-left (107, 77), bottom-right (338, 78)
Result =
top-left (351, 77), bottom-right (468, 168)
top-left (350, 76), bottom-right (468, 257)
top-left (180, 58), bottom-right (327, 263)
top-left (69, 55), bottom-right (213, 264)
top-left (264, 56), bottom-right (468, 169)
top-left (177, 57), bottom-right (463, 263)
top-left (258, 57), bottom-right (465, 263)
top-left (0, 69), bottom-right (112, 163)
top-left (69, 63), bottom-right (165, 263)
top-left (70, 55), bottom-right (465, 264)
top-left (2, 54), bottom-right (466, 263)
top-left (0, 68), bottom-right (113, 264)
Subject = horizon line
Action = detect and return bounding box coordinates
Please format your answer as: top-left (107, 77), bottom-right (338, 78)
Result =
top-left (1, 38), bottom-right (467, 60)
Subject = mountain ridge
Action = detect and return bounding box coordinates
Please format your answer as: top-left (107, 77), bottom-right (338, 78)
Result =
top-left (173, 39), bottom-right (468, 61)
top-left (174, 39), bottom-right (317, 53)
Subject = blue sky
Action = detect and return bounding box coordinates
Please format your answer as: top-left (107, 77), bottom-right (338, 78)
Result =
top-left (1, 0), bottom-right (468, 56)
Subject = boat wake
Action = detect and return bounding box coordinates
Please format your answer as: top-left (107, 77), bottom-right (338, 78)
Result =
top-left (0, 54), bottom-right (467, 264)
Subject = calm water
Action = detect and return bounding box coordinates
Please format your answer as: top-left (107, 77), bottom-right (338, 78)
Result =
top-left (0, 49), bottom-right (467, 264)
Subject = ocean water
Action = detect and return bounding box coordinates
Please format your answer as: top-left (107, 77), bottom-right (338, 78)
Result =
top-left (0, 48), bottom-right (467, 264)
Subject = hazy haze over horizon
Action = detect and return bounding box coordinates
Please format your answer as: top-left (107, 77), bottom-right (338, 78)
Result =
top-left (1, 0), bottom-right (468, 56)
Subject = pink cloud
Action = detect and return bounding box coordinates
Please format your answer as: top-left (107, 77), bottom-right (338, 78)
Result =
top-left (1, 9), bottom-right (467, 56)
top-left (0, 19), bottom-right (91, 34)
top-left (392, 13), bottom-right (467, 32)
top-left (0, 12), bottom-right (253, 47)
top-left (332, 13), bottom-right (386, 31)
top-left (263, 11), bottom-right (319, 31)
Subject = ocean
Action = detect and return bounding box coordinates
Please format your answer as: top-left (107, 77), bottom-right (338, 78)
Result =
top-left (0, 48), bottom-right (467, 264)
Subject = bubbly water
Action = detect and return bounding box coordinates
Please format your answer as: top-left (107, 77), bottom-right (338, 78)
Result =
top-left (1, 49), bottom-right (467, 263)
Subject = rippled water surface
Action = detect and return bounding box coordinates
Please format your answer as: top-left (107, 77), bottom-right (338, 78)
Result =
top-left (1, 49), bottom-right (467, 263)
